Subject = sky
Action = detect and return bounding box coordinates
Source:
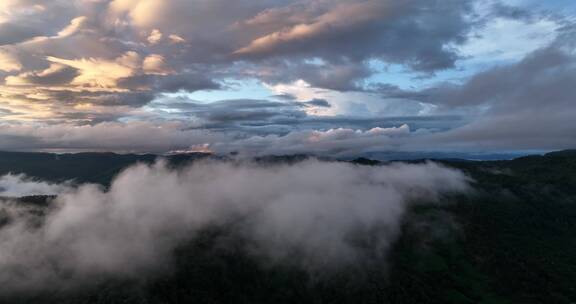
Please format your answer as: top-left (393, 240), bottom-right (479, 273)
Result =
top-left (0, 0), bottom-right (574, 157)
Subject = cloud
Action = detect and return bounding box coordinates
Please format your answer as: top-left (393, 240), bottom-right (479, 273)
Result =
top-left (142, 54), bottom-right (172, 75)
top-left (47, 52), bottom-right (139, 88)
top-left (5, 63), bottom-right (78, 86)
top-left (0, 113), bottom-right (473, 156)
top-left (0, 0), bottom-right (571, 154)
top-left (147, 98), bottom-right (309, 131)
top-left (0, 48), bottom-right (21, 72)
top-left (234, 1), bottom-right (389, 56)
top-left (6, 36), bottom-right (576, 156)
top-left (410, 31), bottom-right (576, 151)
top-left (0, 173), bottom-right (70, 197)
top-left (210, 124), bottom-right (413, 157)
top-left (0, 1), bottom-right (70, 45)
top-left (108, 0), bottom-right (169, 29)
top-left (233, 0), bottom-right (474, 72)
top-left (0, 121), bottom-right (223, 153)
top-left (303, 98), bottom-right (331, 108)
top-left (56, 16), bottom-right (89, 38)
top-left (0, 22), bottom-right (40, 46)
top-left (244, 59), bottom-right (373, 91)
top-left (0, 159), bottom-right (470, 291)
top-left (146, 29), bottom-right (163, 45)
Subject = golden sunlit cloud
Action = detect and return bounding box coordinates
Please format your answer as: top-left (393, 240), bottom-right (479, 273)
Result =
top-left (46, 52), bottom-right (138, 88)
top-left (0, 49), bottom-right (22, 72)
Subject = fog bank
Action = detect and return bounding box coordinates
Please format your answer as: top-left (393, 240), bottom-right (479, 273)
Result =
top-left (0, 160), bottom-right (469, 292)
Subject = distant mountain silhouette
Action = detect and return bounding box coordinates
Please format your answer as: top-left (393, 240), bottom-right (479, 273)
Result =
top-left (0, 151), bottom-right (212, 185)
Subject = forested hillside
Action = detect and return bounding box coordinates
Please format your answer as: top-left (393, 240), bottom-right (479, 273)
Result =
top-left (1, 150), bottom-right (575, 303)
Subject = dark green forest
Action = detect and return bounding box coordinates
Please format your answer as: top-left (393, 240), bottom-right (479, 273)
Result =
top-left (1, 150), bottom-right (576, 303)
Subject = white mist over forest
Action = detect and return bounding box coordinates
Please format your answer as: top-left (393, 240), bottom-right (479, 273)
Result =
top-left (0, 160), bottom-right (469, 292)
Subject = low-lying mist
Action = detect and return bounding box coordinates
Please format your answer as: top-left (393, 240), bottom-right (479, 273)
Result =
top-left (0, 159), bottom-right (470, 294)
top-left (0, 173), bottom-right (70, 197)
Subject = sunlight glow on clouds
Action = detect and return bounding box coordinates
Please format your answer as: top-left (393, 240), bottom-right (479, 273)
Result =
top-left (0, 0), bottom-right (574, 156)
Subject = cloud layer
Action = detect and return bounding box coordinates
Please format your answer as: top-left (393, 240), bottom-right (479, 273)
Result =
top-left (0, 160), bottom-right (470, 292)
top-left (0, 0), bottom-right (573, 155)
